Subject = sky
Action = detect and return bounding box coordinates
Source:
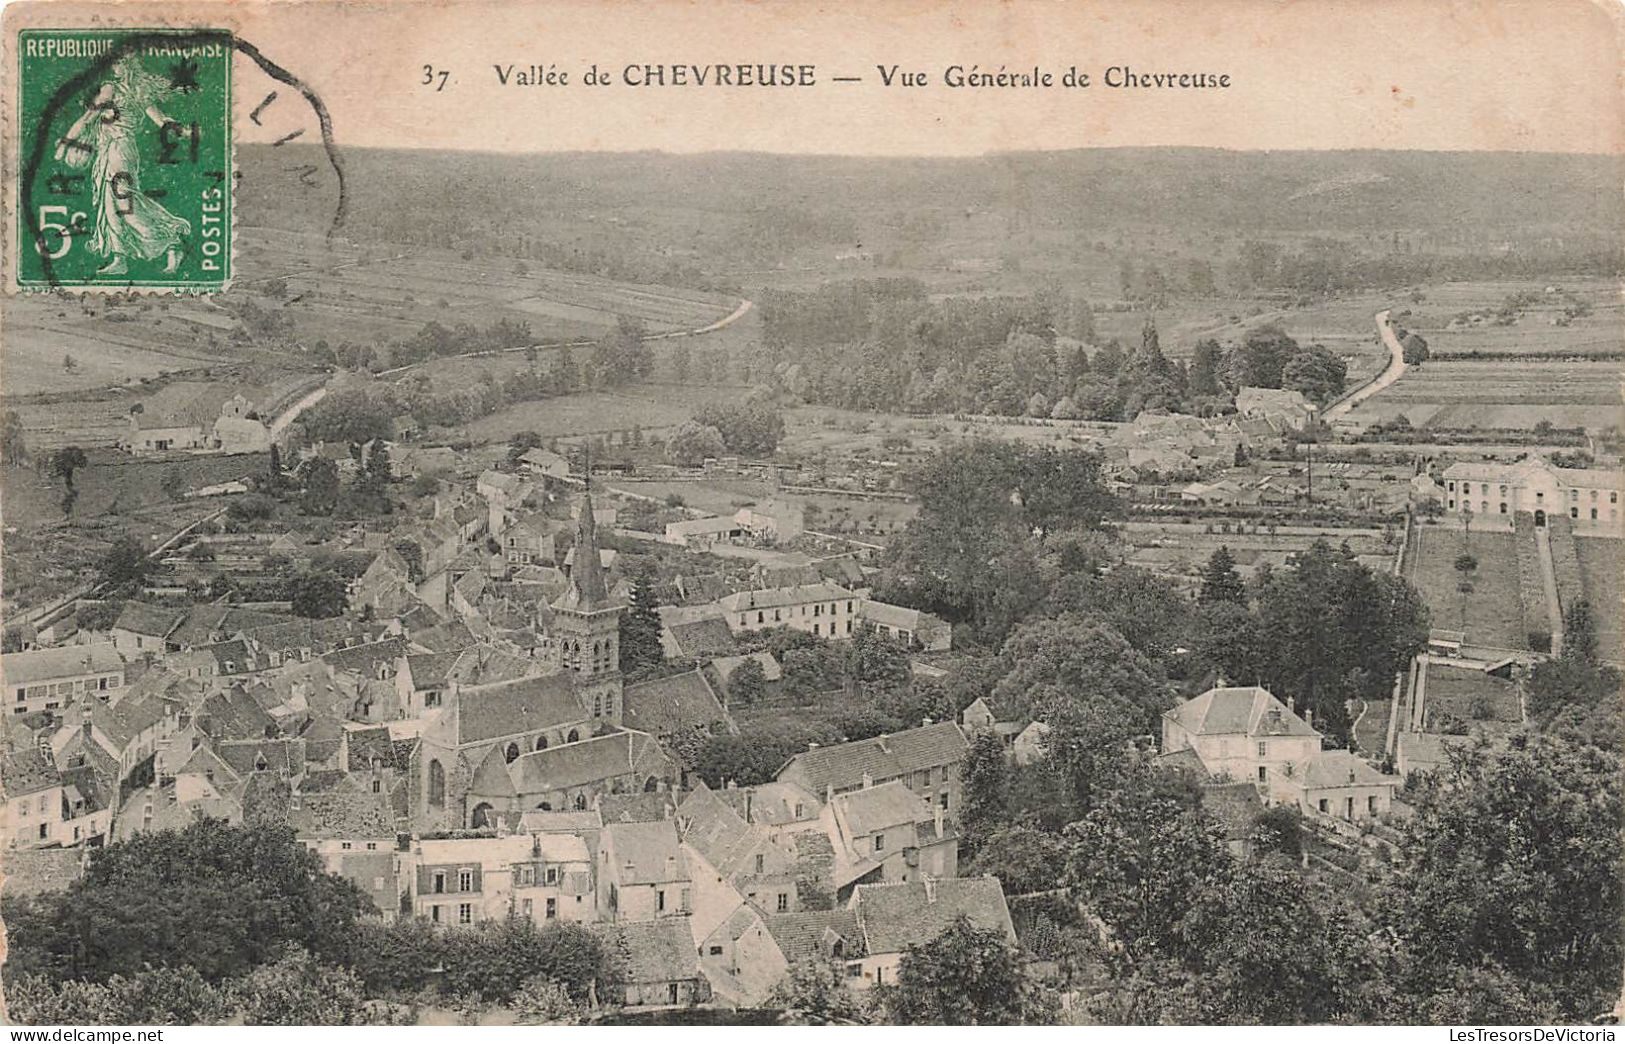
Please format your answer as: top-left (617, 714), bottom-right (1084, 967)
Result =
top-left (4, 0), bottom-right (1623, 156)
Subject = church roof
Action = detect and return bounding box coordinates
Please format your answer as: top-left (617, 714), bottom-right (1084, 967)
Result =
top-left (454, 672), bottom-right (585, 745)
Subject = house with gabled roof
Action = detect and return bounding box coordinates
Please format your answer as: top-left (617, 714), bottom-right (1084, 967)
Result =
top-left (110, 604), bottom-right (187, 659)
top-left (1293, 748), bottom-right (1399, 822)
top-left (598, 817), bottom-right (691, 923)
top-left (775, 721), bottom-right (971, 817)
top-left (592, 917), bottom-right (711, 1008)
top-left (821, 780), bottom-right (957, 897)
top-left (1161, 685), bottom-right (1321, 802)
top-left (695, 901), bottom-right (788, 1008)
top-left (2, 747), bottom-right (67, 848)
top-left (844, 877), bottom-right (1015, 989)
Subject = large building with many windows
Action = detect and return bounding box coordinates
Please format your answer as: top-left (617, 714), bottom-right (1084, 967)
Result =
top-left (6, 644), bottom-right (126, 716)
top-left (1441, 458), bottom-right (1622, 533)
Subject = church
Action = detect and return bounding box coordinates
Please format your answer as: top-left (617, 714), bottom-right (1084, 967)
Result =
top-left (414, 490), bottom-right (678, 830)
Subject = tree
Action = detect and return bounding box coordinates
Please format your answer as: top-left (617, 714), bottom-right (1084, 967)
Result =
top-left (6, 966), bottom-right (228, 1025)
top-left (993, 617), bottom-right (1165, 728)
top-left (1063, 783), bottom-right (1228, 960)
top-left (879, 917), bottom-right (1053, 1025)
top-left (0, 409), bottom-right (28, 466)
top-left (963, 823), bottom-right (1069, 896)
top-left (1189, 339), bottom-right (1223, 397)
top-left (1560, 598), bottom-right (1599, 665)
top-left (1281, 344), bottom-right (1348, 406)
top-left (1198, 546), bottom-right (1246, 605)
top-left (695, 399), bottom-right (786, 457)
top-left (363, 441), bottom-right (393, 487)
top-left (726, 656), bottom-right (767, 705)
top-left (618, 570), bottom-right (665, 674)
top-left (229, 947), bottom-right (369, 1026)
top-left (1253, 540), bottom-right (1429, 743)
top-left (1401, 331), bottom-right (1430, 366)
top-left (666, 421), bottom-right (725, 466)
top-left (511, 975), bottom-right (585, 1025)
top-left (767, 961), bottom-right (868, 1025)
top-left (300, 458), bottom-right (341, 515)
top-left (1223, 324), bottom-right (1297, 390)
top-left (289, 569), bottom-right (348, 619)
top-left (1385, 738), bottom-right (1622, 1020)
top-left (960, 731), bottom-right (1011, 847)
top-left (96, 535), bottom-right (152, 591)
top-left (880, 441), bottom-right (1118, 641)
top-left (266, 443), bottom-right (283, 493)
top-left (49, 445), bottom-right (88, 515)
top-left (1176, 857), bottom-right (1369, 1024)
top-left (1, 820), bottom-right (371, 985)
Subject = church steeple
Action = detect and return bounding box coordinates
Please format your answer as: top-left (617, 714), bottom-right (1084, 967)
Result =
top-left (554, 488), bottom-right (610, 613)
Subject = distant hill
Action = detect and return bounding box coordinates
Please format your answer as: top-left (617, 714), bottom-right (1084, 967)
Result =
top-left (236, 145), bottom-right (1622, 288)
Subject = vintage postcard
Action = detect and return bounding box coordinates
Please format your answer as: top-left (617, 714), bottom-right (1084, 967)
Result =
top-left (0, 0), bottom-right (1620, 1030)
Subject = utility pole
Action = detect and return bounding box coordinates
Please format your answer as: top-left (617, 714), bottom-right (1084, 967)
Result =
top-left (1305, 439), bottom-right (1313, 502)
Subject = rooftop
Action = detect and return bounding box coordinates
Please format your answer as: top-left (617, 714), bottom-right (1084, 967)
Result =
top-left (1163, 686), bottom-right (1319, 739)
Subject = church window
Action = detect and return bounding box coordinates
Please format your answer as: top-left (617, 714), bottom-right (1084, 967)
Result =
top-left (574, 793), bottom-right (587, 810)
top-left (428, 760), bottom-right (446, 808)
top-left (505, 742), bottom-right (519, 763)
top-left (567, 728), bottom-right (580, 743)
top-left (536, 735), bottom-right (549, 751)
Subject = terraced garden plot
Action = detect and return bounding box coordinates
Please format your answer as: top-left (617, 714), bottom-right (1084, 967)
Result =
top-left (1422, 661), bottom-right (1522, 738)
top-left (1576, 537), bottom-right (1625, 660)
top-left (1405, 526), bottom-right (1526, 650)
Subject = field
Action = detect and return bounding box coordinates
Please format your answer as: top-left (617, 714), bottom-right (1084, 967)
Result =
top-left (780, 406), bottom-right (1117, 463)
top-left (4, 294), bottom-right (267, 397)
top-left (612, 475), bottom-right (919, 542)
top-left (459, 383), bottom-right (746, 445)
top-left (1405, 526), bottom-right (1526, 650)
top-left (231, 227), bottom-right (738, 352)
top-left (1575, 537), bottom-right (1625, 659)
top-left (1123, 521), bottom-right (1396, 586)
top-left (1345, 359), bottom-right (1623, 431)
top-left (1421, 661), bottom-right (1522, 738)
top-left (1388, 279), bottom-right (1622, 359)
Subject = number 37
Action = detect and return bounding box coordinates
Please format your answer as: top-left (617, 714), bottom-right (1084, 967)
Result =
top-left (422, 65), bottom-right (450, 91)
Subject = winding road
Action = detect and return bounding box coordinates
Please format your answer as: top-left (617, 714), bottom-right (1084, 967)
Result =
top-left (1325, 309), bottom-right (1406, 422)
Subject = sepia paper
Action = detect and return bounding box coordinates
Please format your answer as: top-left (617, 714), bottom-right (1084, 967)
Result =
top-left (0, 0), bottom-right (1620, 1029)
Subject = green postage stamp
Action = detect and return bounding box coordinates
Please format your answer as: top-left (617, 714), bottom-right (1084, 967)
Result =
top-left (17, 28), bottom-right (232, 290)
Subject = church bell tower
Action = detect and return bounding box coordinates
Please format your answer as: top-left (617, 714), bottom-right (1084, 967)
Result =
top-left (551, 485), bottom-right (623, 725)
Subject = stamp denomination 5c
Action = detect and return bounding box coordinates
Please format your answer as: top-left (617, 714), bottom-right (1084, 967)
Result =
top-left (17, 28), bottom-right (232, 290)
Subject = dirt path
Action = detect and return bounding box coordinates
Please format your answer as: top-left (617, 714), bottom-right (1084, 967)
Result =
top-left (1534, 525), bottom-right (1565, 655)
top-left (1325, 309), bottom-right (1406, 422)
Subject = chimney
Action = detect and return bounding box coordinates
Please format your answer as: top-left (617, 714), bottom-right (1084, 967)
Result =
top-left (860, 771), bottom-right (873, 789)
top-left (1286, 696), bottom-right (1295, 714)
top-left (80, 706), bottom-right (93, 741)
top-left (807, 741), bottom-right (819, 751)
top-left (921, 717), bottom-right (932, 727)
top-left (825, 784), bottom-right (835, 805)
top-left (876, 735), bottom-right (890, 754)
